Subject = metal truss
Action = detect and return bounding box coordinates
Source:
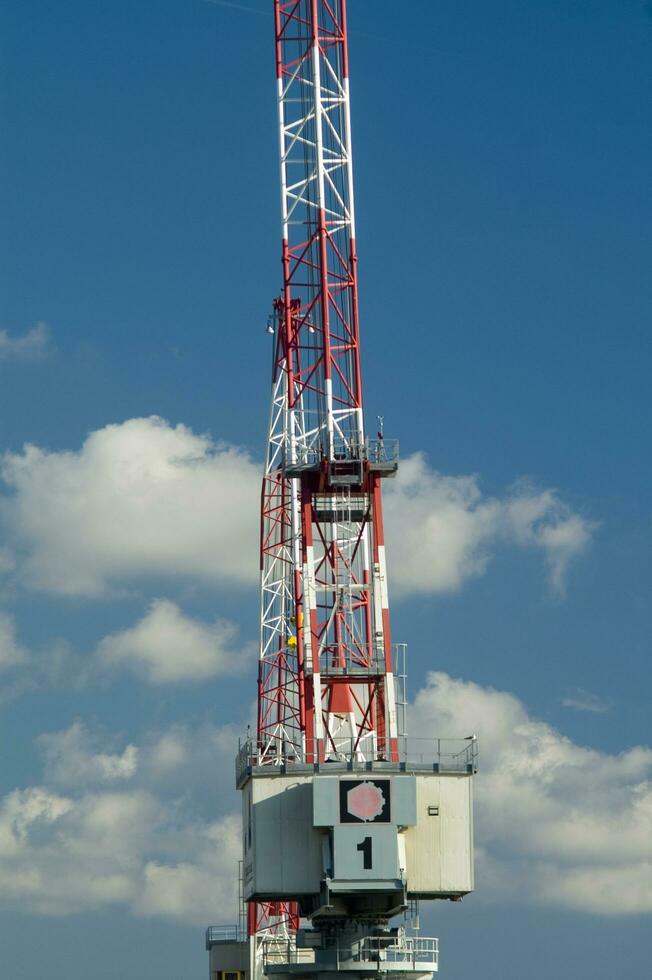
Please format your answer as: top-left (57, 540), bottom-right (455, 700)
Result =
top-left (258, 0), bottom-right (399, 767)
top-left (252, 0), bottom-right (401, 947)
top-left (275, 0), bottom-right (363, 460)
top-left (258, 334), bottom-right (303, 762)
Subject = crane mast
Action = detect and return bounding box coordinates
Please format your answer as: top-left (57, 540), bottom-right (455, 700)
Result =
top-left (260, 0), bottom-right (398, 773)
top-left (206, 6), bottom-right (475, 980)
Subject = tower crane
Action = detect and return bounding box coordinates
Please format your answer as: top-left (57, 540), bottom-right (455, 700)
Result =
top-left (206, 5), bottom-right (476, 980)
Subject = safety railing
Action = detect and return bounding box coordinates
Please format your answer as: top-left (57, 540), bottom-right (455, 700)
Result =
top-left (205, 925), bottom-right (245, 948)
top-left (316, 651), bottom-right (388, 677)
top-left (261, 934), bottom-right (438, 971)
top-left (399, 735), bottom-right (478, 772)
top-left (283, 437), bottom-right (399, 470)
top-left (364, 437), bottom-right (399, 465)
top-left (262, 941), bottom-right (315, 967)
top-left (235, 734), bottom-right (477, 784)
top-left (355, 935), bottom-right (439, 967)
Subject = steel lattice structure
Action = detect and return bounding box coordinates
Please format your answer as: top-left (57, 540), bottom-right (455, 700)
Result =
top-left (254, 0), bottom-right (399, 943)
top-left (259, 0), bottom-right (398, 764)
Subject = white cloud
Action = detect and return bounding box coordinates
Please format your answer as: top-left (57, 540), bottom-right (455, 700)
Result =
top-left (0, 416), bottom-right (259, 596)
top-left (36, 719), bottom-right (241, 805)
top-left (140, 722), bottom-right (241, 791)
top-left (36, 722), bottom-right (138, 787)
top-left (537, 862), bottom-right (652, 916)
top-left (2, 599), bottom-right (252, 700)
top-left (96, 599), bottom-right (250, 683)
top-left (136, 817), bottom-right (241, 921)
top-left (0, 611), bottom-right (29, 671)
top-left (0, 786), bottom-right (73, 856)
top-left (383, 460), bottom-right (500, 593)
top-left (0, 322), bottom-right (51, 361)
top-left (0, 785), bottom-right (241, 921)
top-left (412, 672), bottom-right (652, 915)
top-left (383, 453), bottom-right (594, 595)
top-left (0, 723), bottom-right (242, 923)
top-left (561, 688), bottom-right (612, 714)
top-left (504, 485), bottom-right (594, 595)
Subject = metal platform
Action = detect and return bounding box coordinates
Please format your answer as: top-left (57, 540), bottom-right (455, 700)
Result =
top-left (235, 736), bottom-right (477, 789)
top-left (284, 439), bottom-right (399, 481)
top-left (263, 933), bottom-right (438, 977)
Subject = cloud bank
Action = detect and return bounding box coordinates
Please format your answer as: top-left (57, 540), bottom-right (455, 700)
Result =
top-left (413, 673), bottom-right (652, 916)
top-left (0, 417), bottom-right (260, 596)
top-left (384, 454), bottom-right (594, 595)
top-left (0, 721), bottom-right (241, 923)
top-left (97, 598), bottom-right (250, 683)
top-left (0, 785), bottom-right (240, 922)
top-left (37, 722), bottom-right (139, 786)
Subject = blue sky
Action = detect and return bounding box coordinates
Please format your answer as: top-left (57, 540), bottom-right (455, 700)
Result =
top-left (0, 1), bottom-right (651, 978)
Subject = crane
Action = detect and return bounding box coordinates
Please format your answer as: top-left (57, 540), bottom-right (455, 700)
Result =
top-left (206, 5), bottom-right (476, 980)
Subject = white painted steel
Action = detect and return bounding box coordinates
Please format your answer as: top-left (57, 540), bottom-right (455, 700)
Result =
top-left (403, 775), bottom-right (474, 897)
top-left (275, 14), bottom-right (361, 458)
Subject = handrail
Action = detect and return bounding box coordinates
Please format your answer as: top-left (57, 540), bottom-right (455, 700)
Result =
top-left (205, 925), bottom-right (245, 948)
top-left (358, 935), bottom-right (439, 965)
top-left (261, 934), bottom-right (439, 968)
top-left (284, 437), bottom-right (399, 469)
top-left (235, 735), bottom-right (477, 784)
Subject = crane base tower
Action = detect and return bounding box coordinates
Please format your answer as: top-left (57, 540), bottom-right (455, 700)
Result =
top-left (207, 740), bottom-right (476, 980)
